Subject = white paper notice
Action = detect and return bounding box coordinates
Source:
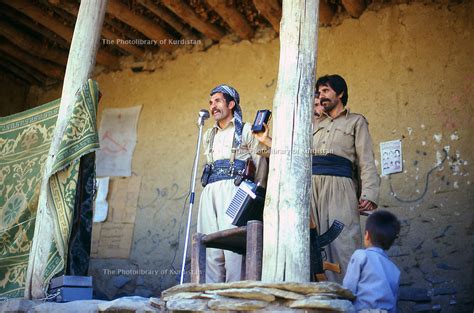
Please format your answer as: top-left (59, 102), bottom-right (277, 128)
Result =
top-left (380, 140), bottom-right (403, 176)
top-left (93, 177), bottom-right (110, 223)
top-left (96, 106), bottom-right (142, 177)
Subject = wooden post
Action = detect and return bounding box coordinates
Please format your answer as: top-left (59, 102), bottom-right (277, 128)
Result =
top-left (261, 0), bottom-right (319, 282)
top-left (25, 0), bottom-right (108, 299)
top-left (246, 220), bottom-right (263, 280)
top-left (191, 233), bottom-right (206, 284)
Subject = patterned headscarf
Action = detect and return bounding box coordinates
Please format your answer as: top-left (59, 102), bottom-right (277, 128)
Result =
top-left (210, 84), bottom-right (243, 147)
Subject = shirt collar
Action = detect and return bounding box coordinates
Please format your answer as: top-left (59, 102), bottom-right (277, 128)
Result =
top-left (320, 107), bottom-right (350, 121)
top-left (367, 246), bottom-right (388, 257)
top-left (214, 117), bottom-right (235, 130)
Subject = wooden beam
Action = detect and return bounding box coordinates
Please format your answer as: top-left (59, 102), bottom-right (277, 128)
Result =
top-left (161, 0), bottom-right (224, 41)
top-left (0, 40), bottom-right (64, 79)
top-left (205, 0), bottom-right (254, 40)
top-left (253, 0), bottom-right (282, 33)
top-left (262, 0), bottom-right (318, 282)
top-left (342, 0), bottom-right (366, 18)
top-left (48, 0), bottom-right (145, 58)
top-left (0, 62), bottom-right (38, 85)
top-left (137, 0), bottom-right (197, 39)
top-left (106, 0), bottom-right (174, 52)
top-left (25, 0), bottom-right (108, 299)
top-left (101, 27), bottom-right (145, 57)
top-left (319, 0), bottom-right (335, 25)
top-left (105, 16), bottom-right (145, 41)
top-left (0, 5), bottom-right (70, 49)
top-left (0, 19), bottom-right (68, 66)
top-left (1, 0), bottom-right (120, 69)
top-left (0, 52), bottom-right (56, 85)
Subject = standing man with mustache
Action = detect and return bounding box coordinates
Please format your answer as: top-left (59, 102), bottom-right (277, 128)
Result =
top-left (312, 74), bottom-right (380, 282)
top-left (197, 84), bottom-right (268, 283)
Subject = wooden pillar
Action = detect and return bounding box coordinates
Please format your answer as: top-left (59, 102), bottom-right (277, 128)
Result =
top-left (261, 0), bottom-right (319, 282)
top-left (246, 220), bottom-right (263, 280)
top-left (25, 0), bottom-right (108, 299)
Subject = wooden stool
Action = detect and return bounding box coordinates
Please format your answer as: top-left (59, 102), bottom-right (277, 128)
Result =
top-left (191, 220), bottom-right (263, 283)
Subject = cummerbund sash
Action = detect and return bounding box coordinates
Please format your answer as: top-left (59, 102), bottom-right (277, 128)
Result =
top-left (208, 159), bottom-right (246, 185)
top-left (312, 154), bottom-right (353, 178)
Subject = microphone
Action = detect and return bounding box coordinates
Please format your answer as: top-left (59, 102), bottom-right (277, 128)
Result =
top-left (197, 109), bottom-right (210, 125)
top-left (199, 109), bottom-right (210, 119)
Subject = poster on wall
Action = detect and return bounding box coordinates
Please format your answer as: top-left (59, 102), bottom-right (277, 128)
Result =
top-left (380, 139), bottom-right (402, 176)
top-left (96, 105), bottom-right (142, 177)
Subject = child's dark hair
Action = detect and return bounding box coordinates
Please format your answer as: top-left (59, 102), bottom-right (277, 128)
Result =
top-left (366, 210), bottom-right (401, 250)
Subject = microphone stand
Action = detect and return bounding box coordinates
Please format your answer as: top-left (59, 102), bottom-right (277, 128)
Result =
top-left (180, 112), bottom-right (207, 284)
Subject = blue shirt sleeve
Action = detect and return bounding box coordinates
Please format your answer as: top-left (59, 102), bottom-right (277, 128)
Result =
top-left (343, 249), bottom-right (367, 295)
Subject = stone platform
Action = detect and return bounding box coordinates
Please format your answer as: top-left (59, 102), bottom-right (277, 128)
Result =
top-left (0, 281), bottom-right (359, 312)
top-left (157, 280), bottom-right (356, 312)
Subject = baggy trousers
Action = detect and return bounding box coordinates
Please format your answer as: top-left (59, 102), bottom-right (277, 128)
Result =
top-left (197, 179), bottom-right (242, 283)
top-left (311, 174), bottom-right (363, 283)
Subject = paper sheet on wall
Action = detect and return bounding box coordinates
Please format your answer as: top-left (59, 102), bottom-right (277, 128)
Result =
top-left (96, 105), bottom-right (142, 177)
top-left (93, 177), bottom-right (110, 223)
top-left (96, 223), bottom-right (134, 259)
top-left (109, 176), bottom-right (141, 223)
top-left (380, 140), bottom-right (403, 176)
top-left (90, 176), bottom-right (141, 259)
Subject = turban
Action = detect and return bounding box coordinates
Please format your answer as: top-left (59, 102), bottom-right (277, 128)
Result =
top-left (210, 84), bottom-right (243, 148)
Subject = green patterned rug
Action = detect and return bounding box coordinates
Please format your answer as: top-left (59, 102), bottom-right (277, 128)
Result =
top-left (0, 80), bottom-right (99, 298)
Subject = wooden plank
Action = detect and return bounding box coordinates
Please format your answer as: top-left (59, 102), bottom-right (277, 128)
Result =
top-left (261, 0), bottom-right (318, 282)
top-left (161, 0), bottom-right (225, 41)
top-left (0, 18), bottom-right (68, 66)
top-left (106, 0), bottom-right (174, 52)
top-left (252, 0), bottom-right (282, 33)
top-left (191, 233), bottom-right (206, 284)
top-left (342, 0), bottom-right (366, 18)
top-left (45, 1), bottom-right (139, 58)
top-left (0, 52), bottom-right (55, 86)
top-left (205, 0), bottom-right (254, 40)
top-left (137, 0), bottom-right (197, 39)
top-left (0, 5), bottom-right (70, 49)
top-left (24, 0), bottom-right (108, 299)
top-left (201, 226), bottom-right (247, 254)
top-left (102, 27), bottom-right (145, 58)
top-left (1, 0), bottom-right (120, 69)
top-left (0, 40), bottom-right (64, 79)
top-left (105, 16), bottom-right (144, 41)
top-left (319, 0), bottom-right (335, 25)
top-left (101, 27), bottom-right (145, 58)
top-left (48, 0), bottom-right (145, 58)
top-left (0, 62), bottom-right (38, 86)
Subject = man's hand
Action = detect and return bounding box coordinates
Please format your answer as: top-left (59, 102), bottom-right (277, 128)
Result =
top-left (253, 123), bottom-right (272, 148)
top-left (358, 199), bottom-right (377, 213)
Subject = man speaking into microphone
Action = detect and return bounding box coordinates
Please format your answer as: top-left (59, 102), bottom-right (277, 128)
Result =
top-left (197, 84), bottom-right (268, 283)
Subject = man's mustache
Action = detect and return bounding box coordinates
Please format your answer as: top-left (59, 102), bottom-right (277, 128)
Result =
top-left (320, 98), bottom-right (330, 104)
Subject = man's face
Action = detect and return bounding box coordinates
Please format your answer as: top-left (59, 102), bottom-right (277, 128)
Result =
top-left (209, 92), bottom-right (234, 122)
top-left (318, 84), bottom-right (342, 113)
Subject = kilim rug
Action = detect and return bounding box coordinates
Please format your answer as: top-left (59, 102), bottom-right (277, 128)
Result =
top-left (0, 79), bottom-right (99, 298)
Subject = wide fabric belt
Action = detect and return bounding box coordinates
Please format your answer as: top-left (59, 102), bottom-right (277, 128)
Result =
top-left (312, 154), bottom-right (353, 178)
top-left (208, 159), bottom-right (246, 185)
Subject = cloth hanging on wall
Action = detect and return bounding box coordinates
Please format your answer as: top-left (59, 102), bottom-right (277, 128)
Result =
top-left (0, 80), bottom-right (100, 298)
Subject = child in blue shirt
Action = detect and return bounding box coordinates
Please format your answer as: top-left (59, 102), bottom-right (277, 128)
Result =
top-left (343, 210), bottom-right (401, 313)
